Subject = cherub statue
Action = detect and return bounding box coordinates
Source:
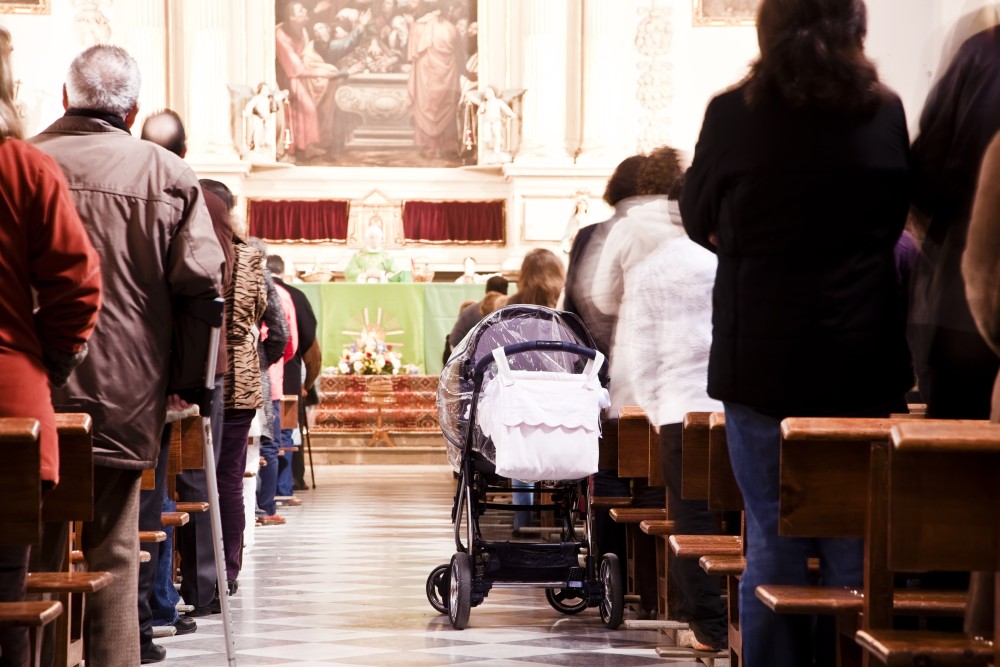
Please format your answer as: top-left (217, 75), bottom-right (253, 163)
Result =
top-left (477, 86), bottom-right (516, 164)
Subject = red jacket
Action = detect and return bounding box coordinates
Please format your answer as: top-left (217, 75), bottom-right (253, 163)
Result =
top-left (0, 138), bottom-right (101, 482)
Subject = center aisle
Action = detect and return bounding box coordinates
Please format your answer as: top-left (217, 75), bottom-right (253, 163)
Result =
top-left (158, 465), bottom-right (701, 666)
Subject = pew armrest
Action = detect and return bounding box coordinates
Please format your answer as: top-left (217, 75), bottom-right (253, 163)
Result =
top-left (855, 629), bottom-right (993, 666)
top-left (0, 601), bottom-right (63, 627)
top-left (668, 534), bottom-right (742, 558)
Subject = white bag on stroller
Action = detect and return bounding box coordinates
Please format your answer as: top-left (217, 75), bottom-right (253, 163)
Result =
top-left (478, 347), bottom-right (609, 482)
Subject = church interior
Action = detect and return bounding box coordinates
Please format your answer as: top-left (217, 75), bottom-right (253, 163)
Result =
top-left (2, 0), bottom-right (1000, 665)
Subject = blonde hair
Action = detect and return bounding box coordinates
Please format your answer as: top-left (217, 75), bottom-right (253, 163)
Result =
top-left (0, 27), bottom-right (23, 140)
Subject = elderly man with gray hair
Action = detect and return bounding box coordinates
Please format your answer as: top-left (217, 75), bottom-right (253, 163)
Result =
top-left (30, 45), bottom-right (225, 666)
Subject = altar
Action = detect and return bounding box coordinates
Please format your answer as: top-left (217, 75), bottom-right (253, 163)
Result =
top-left (297, 282), bottom-right (485, 375)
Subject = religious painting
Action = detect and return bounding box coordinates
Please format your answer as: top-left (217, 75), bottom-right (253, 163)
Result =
top-left (693, 0), bottom-right (759, 26)
top-left (0, 0), bottom-right (49, 15)
top-left (274, 0), bottom-right (478, 168)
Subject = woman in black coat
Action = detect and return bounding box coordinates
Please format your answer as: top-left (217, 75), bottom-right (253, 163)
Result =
top-left (680, 0), bottom-right (912, 664)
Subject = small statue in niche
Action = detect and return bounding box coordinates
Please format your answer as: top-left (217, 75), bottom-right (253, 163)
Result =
top-left (477, 86), bottom-right (516, 164)
top-left (561, 194), bottom-right (590, 255)
top-left (73, 0), bottom-right (112, 47)
top-left (243, 82), bottom-right (284, 160)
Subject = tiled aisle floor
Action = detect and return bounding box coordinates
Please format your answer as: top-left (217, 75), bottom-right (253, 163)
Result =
top-left (158, 465), bottom-right (707, 666)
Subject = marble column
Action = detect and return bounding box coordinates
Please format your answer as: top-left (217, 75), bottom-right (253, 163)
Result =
top-left (178, 1), bottom-right (237, 157)
top-left (515, 0), bottom-right (571, 163)
top-left (114, 0), bottom-right (168, 134)
top-left (577, 0), bottom-right (638, 164)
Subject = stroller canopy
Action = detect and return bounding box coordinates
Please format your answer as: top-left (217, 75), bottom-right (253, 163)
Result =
top-left (437, 305), bottom-right (599, 471)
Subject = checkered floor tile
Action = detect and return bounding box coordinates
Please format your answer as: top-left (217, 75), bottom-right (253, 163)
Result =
top-left (157, 465), bottom-right (716, 666)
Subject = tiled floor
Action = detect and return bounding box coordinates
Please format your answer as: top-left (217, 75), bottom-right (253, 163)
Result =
top-left (158, 465), bottom-right (708, 666)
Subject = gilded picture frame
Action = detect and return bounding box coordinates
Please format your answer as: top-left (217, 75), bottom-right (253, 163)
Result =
top-left (693, 0), bottom-right (758, 26)
top-left (0, 0), bottom-right (49, 15)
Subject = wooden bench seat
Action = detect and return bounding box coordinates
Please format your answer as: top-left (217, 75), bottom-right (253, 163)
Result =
top-left (26, 571), bottom-right (112, 595)
top-left (0, 418), bottom-right (41, 547)
top-left (756, 586), bottom-right (966, 616)
top-left (161, 511), bottom-right (190, 527)
top-left (591, 496), bottom-right (632, 510)
top-left (0, 600), bottom-right (63, 627)
top-left (669, 534), bottom-right (742, 558)
top-left (609, 507), bottom-right (666, 523)
top-left (855, 630), bottom-right (993, 667)
top-left (639, 519), bottom-right (675, 536)
top-left (699, 555), bottom-right (745, 577)
top-left (175, 501), bottom-right (209, 514)
top-left (138, 531), bottom-right (167, 544)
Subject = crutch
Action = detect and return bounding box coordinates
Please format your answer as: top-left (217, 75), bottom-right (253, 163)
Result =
top-left (298, 394), bottom-right (316, 489)
top-left (189, 297), bottom-right (238, 666)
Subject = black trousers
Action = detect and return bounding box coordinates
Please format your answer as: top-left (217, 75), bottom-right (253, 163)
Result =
top-left (0, 545), bottom-right (30, 667)
top-left (659, 422), bottom-right (728, 648)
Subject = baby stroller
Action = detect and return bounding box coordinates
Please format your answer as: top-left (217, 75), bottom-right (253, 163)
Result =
top-left (426, 305), bottom-right (625, 630)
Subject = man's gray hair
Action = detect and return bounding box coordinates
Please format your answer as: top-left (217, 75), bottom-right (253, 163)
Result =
top-left (65, 44), bottom-right (141, 118)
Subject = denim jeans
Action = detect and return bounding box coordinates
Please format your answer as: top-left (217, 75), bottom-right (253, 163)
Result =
top-left (256, 400), bottom-right (282, 516)
top-left (724, 402), bottom-right (863, 667)
top-left (276, 427), bottom-right (295, 497)
top-left (150, 495), bottom-right (180, 625)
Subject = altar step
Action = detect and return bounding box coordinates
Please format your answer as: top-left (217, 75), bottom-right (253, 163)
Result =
top-left (309, 433), bottom-right (449, 466)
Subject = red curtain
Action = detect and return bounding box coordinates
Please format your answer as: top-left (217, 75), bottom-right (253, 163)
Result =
top-left (248, 200), bottom-right (349, 242)
top-left (402, 200), bottom-right (505, 243)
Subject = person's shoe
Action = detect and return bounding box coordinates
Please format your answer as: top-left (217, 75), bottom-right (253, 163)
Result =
top-left (140, 642), bottom-right (167, 664)
top-left (227, 579), bottom-right (239, 596)
top-left (173, 616), bottom-right (197, 635)
top-left (187, 598), bottom-right (221, 617)
top-left (258, 513), bottom-right (286, 525)
top-left (277, 496), bottom-right (303, 507)
top-left (293, 480), bottom-right (310, 491)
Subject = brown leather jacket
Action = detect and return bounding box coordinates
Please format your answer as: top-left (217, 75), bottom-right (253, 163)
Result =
top-left (32, 115), bottom-right (224, 469)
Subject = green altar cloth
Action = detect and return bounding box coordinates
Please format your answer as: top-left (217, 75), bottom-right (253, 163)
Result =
top-left (296, 283), bottom-right (486, 375)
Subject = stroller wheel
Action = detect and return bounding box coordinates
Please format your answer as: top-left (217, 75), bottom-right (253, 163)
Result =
top-left (545, 587), bottom-right (588, 615)
top-left (599, 553), bottom-right (624, 629)
top-left (448, 552), bottom-right (472, 629)
top-left (426, 563), bottom-right (450, 614)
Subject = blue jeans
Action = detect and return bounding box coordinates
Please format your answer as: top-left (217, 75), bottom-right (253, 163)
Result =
top-left (724, 402), bottom-right (863, 667)
top-left (256, 399), bottom-right (282, 516)
top-left (150, 496), bottom-right (180, 625)
top-left (276, 427), bottom-right (295, 497)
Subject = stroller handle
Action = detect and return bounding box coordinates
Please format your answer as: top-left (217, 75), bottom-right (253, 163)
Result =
top-left (472, 340), bottom-right (603, 377)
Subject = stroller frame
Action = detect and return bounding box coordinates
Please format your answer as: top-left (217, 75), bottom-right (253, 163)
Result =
top-left (427, 339), bottom-right (624, 630)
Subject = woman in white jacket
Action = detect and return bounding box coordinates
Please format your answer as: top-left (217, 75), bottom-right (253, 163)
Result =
top-left (591, 146), bottom-right (685, 417)
top-left (626, 204), bottom-right (729, 652)
top-left (589, 146), bottom-right (683, 617)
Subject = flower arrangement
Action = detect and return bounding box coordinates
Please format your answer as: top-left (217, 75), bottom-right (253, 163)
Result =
top-left (337, 330), bottom-right (402, 375)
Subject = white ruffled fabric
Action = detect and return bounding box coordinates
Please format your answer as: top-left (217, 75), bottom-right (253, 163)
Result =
top-left (590, 196), bottom-right (686, 417)
top-left (479, 348), bottom-right (610, 482)
top-left (625, 234), bottom-right (722, 426)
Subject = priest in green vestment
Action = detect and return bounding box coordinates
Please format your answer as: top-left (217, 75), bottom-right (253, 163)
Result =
top-left (344, 224), bottom-right (412, 283)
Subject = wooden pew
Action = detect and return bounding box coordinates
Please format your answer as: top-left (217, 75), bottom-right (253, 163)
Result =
top-left (0, 418), bottom-right (64, 667)
top-left (609, 407), bottom-right (666, 620)
top-left (0, 600), bottom-right (64, 667)
top-left (32, 414), bottom-right (112, 667)
top-left (648, 412), bottom-right (739, 663)
top-left (854, 421), bottom-right (1000, 666)
top-left (755, 417), bottom-right (974, 667)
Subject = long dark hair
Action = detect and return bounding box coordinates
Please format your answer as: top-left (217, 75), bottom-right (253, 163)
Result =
top-left (746, 0), bottom-right (881, 116)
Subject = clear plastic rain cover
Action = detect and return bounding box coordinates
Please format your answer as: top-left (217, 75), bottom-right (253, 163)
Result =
top-left (437, 305), bottom-right (600, 472)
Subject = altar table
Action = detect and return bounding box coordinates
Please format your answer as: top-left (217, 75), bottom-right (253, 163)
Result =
top-left (296, 282), bottom-right (484, 375)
